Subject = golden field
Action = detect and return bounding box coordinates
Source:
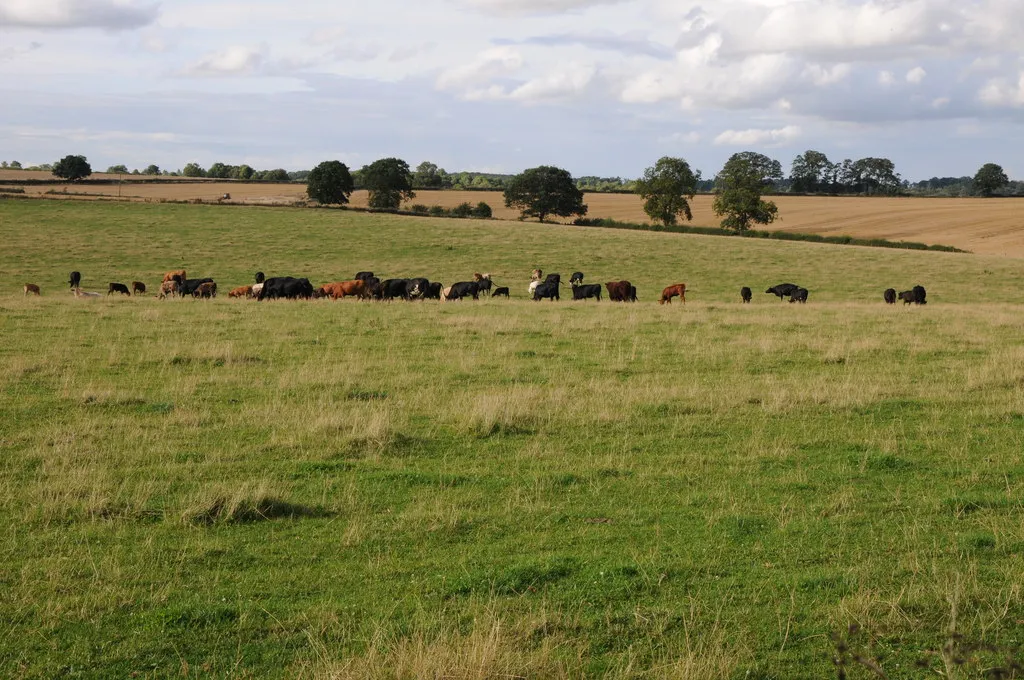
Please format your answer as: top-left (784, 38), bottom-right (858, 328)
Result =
top-left (2, 169), bottom-right (1022, 256)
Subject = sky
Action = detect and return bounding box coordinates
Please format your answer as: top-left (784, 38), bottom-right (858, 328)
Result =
top-left (1, 0), bottom-right (1022, 181)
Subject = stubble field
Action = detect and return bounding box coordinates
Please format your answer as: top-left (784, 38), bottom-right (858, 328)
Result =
top-left (1, 199), bottom-right (1023, 678)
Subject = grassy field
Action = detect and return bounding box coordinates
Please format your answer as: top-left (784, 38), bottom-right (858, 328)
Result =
top-left (2, 199), bottom-right (1023, 678)
top-left (4, 169), bottom-right (1024, 256)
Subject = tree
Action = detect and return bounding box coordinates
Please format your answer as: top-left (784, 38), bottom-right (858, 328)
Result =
top-left (504, 166), bottom-right (587, 222)
top-left (106, 164), bottom-right (129, 174)
top-left (142, 164), bottom-right (160, 175)
top-left (852, 157), bottom-right (901, 195)
top-left (306, 160), bottom-right (354, 205)
top-left (634, 156), bottom-right (699, 226)
top-left (260, 168), bottom-right (289, 181)
top-left (413, 161), bottom-right (449, 189)
top-left (790, 150), bottom-right (834, 193)
top-left (712, 153), bottom-right (779, 231)
top-left (973, 163), bottom-right (1009, 197)
top-left (52, 155), bottom-right (92, 181)
top-left (726, 152), bottom-right (783, 191)
top-left (182, 162), bottom-right (206, 178)
top-left (207, 162), bottom-right (232, 179)
top-left (10, 161), bottom-right (21, 169)
top-left (361, 158), bottom-right (415, 210)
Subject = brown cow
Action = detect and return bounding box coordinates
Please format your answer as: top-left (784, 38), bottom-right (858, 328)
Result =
top-left (132, 281), bottom-right (146, 296)
top-left (24, 283), bottom-right (41, 296)
top-left (158, 280), bottom-right (179, 299)
top-left (163, 269), bottom-right (186, 284)
top-left (228, 285), bottom-right (253, 299)
top-left (659, 284), bottom-right (686, 305)
top-left (194, 281), bottom-right (217, 298)
top-left (606, 280), bottom-right (633, 302)
top-left (317, 280), bottom-right (367, 300)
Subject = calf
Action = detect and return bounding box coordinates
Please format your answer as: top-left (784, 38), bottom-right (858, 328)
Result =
top-left (228, 285), bottom-right (253, 298)
top-left (572, 284), bottom-right (601, 301)
top-left (132, 281), bottom-right (146, 296)
top-left (659, 284), bottom-right (686, 305)
top-left (107, 282), bottom-right (131, 296)
top-left (24, 283), bottom-right (41, 296)
top-left (898, 290), bottom-right (915, 304)
top-left (570, 272), bottom-right (585, 286)
top-left (740, 286), bottom-right (752, 303)
top-left (163, 269), bottom-right (187, 285)
top-left (446, 281), bottom-right (480, 301)
top-left (318, 280), bottom-right (367, 300)
top-left (883, 288), bottom-right (897, 304)
top-left (789, 288), bottom-right (809, 303)
top-left (528, 280), bottom-right (540, 296)
top-left (74, 289), bottom-right (102, 299)
top-left (68, 271), bottom-right (81, 289)
top-left (178, 278), bottom-right (214, 297)
top-left (158, 280), bottom-right (179, 299)
top-left (606, 280), bottom-right (633, 302)
top-left (766, 283), bottom-right (799, 300)
top-left (194, 281), bottom-right (217, 299)
top-left (491, 287), bottom-right (510, 298)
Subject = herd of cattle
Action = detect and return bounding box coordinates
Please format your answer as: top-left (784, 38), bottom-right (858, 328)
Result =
top-left (33, 270), bottom-right (927, 306)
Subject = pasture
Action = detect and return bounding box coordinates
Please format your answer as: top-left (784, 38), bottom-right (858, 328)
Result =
top-left (2, 199), bottom-right (1023, 678)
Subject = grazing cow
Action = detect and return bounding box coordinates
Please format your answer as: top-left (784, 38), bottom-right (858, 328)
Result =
top-left (178, 278), bottom-right (214, 297)
top-left (572, 284), bottom-right (601, 301)
top-left (425, 282), bottom-right (443, 300)
top-left (194, 281), bottom-right (217, 299)
top-left (659, 284), bottom-right (687, 305)
top-left (24, 283), bottom-right (41, 296)
top-left (883, 288), bottom-right (897, 304)
top-left (107, 282), bottom-right (131, 296)
top-left (258, 276), bottom-right (313, 301)
top-left (605, 280), bottom-right (633, 302)
top-left (492, 287), bottom-right (510, 298)
top-left (898, 290), bottom-right (916, 304)
top-left (158, 280), bottom-right (179, 299)
top-left (740, 286), bottom-right (752, 303)
top-left (379, 278), bottom-right (410, 301)
top-left (405, 278), bottom-right (431, 299)
top-left (132, 281), bottom-right (146, 296)
top-left (533, 279), bottom-right (560, 301)
top-left (766, 283), bottom-right (800, 300)
top-left (354, 271), bottom-right (375, 281)
top-left (163, 270), bottom-right (187, 285)
top-left (477, 278), bottom-right (493, 296)
top-left (255, 272), bottom-right (265, 284)
top-left (446, 281), bottom-right (481, 301)
top-left (531, 269), bottom-right (543, 281)
top-left (251, 282), bottom-right (264, 299)
top-left (570, 272), bottom-right (585, 286)
top-left (68, 271), bottom-right (81, 289)
top-left (318, 280), bottom-right (367, 300)
top-left (913, 285), bottom-right (927, 305)
top-left (789, 287), bottom-right (809, 303)
top-left (229, 285), bottom-right (253, 298)
top-left (364, 277), bottom-right (382, 300)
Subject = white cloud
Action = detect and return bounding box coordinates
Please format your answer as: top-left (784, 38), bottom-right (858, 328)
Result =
top-left (714, 125), bottom-right (801, 147)
top-left (0, 0), bottom-right (158, 30)
top-left (906, 66), bottom-right (927, 84)
top-left (878, 70), bottom-right (895, 86)
top-left (436, 46), bottom-right (524, 91)
top-left (803, 63), bottom-right (851, 86)
top-left (931, 97), bottom-right (950, 109)
top-left (978, 72), bottom-right (1024, 107)
top-left (659, 131), bottom-right (701, 144)
top-left (508, 63), bottom-right (596, 102)
top-left (185, 46), bottom-right (265, 77)
top-left (461, 0), bottom-right (625, 15)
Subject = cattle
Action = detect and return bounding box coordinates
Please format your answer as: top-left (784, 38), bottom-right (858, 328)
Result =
top-left (24, 283), bottom-right (40, 296)
top-left (789, 288), bottom-right (809, 304)
top-left (531, 269), bottom-right (543, 281)
top-left (740, 286), bottom-right (752, 303)
top-left (659, 284), bottom-right (686, 305)
top-left (132, 281), bottom-right (146, 296)
top-left (440, 286), bottom-right (453, 302)
top-left (424, 282), bottom-right (443, 300)
top-left (492, 287), bottom-right (510, 298)
top-left (630, 286), bottom-right (638, 302)
top-left (194, 282), bottom-right (217, 299)
top-left (883, 288), bottom-right (897, 304)
top-left (354, 271), bottom-right (375, 281)
top-left (258, 277), bottom-right (313, 301)
top-left (255, 271), bottom-right (265, 284)
top-left (379, 279), bottom-right (410, 301)
top-left (251, 282), bottom-right (264, 299)
top-left (605, 280), bottom-right (633, 302)
top-left (107, 282), bottom-right (131, 296)
top-left (228, 285), bottom-right (253, 299)
top-left (898, 290), bottom-right (916, 304)
top-left (913, 285), bottom-right (927, 305)
top-left (363, 276), bottom-right (382, 300)
top-left (477, 277), bottom-right (493, 296)
top-left (766, 283), bottom-right (800, 300)
top-left (570, 272), bottom-right (585, 286)
top-left (446, 281), bottom-right (481, 301)
top-left (158, 280), bottom-right (179, 299)
top-left (528, 280), bottom-right (540, 296)
top-left (533, 279), bottom-right (560, 301)
top-left (405, 278), bottom-right (431, 299)
top-left (318, 280), bottom-right (367, 300)
top-left (68, 271), bottom-right (81, 289)
top-left (73, 289), bottom-right (102, 299)
top-left (163, 270), bottom-right (187, 285)
top-left (544, 273), bottom-right (561, 285)
top-left (178, 278), bottom-right (214, 297)
top-left (572, 284), bottom-right (601, 301)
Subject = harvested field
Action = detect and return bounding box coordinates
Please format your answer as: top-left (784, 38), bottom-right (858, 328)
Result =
top-left (3, 170), bottom-right (1022, 256)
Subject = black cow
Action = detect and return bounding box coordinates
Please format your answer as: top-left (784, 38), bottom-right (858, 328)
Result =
top-left (107, 282), bottom-right (130, 296)
top-left (766, 283), bottom-right (800, 299)
top-left (69, 271), bottom-right (81, 289)
top-left (740, 286), bottom-right (752, 303)
top-left (446, 281), bottom-right (480, 300)
top-left (380, 279), bottom-right (410, 301)
top-left (424, 282), bottom-right (443, 299)
top-left (258, 276), bottom-right (313, 301)
top-left (178, 278), bottom-right (214, 297)
top-left (491, 287), bottom-right (510, 298)
top-left (533, 280), bottom-right (560, 301)
top-left (572, 284), bottom-right (602, 301)
top-left (405, 278), bottom-right (431, 299)
top-left (476, 278), bottom-right (493, 295)
top-left (569, 272), bottom-right (584, 286)
top-left (629, 285), bottom-right (637, 302)
top-left (355, 271), bottom-right (375, 281)
top-left (883, 288), bottom-right (897, 304)
top-left (913, 285), bottom-right (927, 304)
top-left (255, 271), bottom-right (265, 284)
top-left (789, 288), bottom-right (809, 303)
top-left (363, 276), bottom-right (382, 300)
top-left (544, 273), bottom-right (561, 285)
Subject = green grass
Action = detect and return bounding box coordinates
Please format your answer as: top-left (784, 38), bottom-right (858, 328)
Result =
top-left (2, 199), bottom-right (1023, 678)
